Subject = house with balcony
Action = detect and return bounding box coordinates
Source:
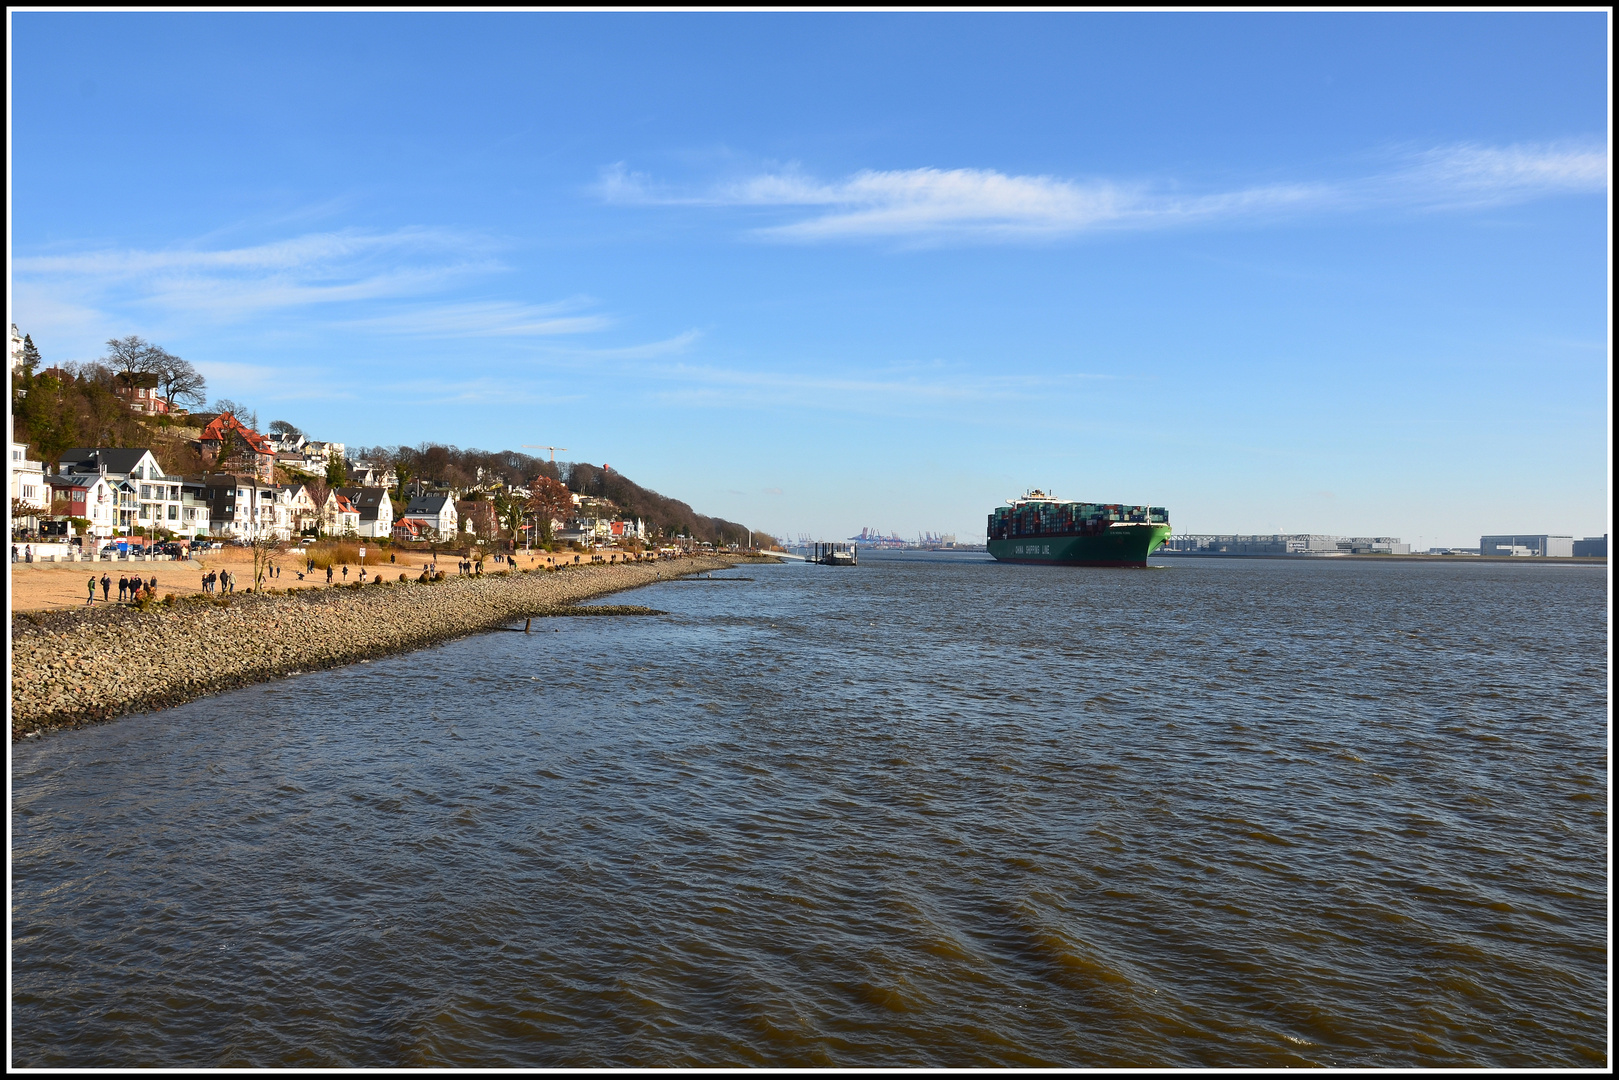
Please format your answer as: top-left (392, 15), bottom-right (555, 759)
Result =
top-left (10, 416), bottom-right (47, 532)
top-left (401, 493), bottom-right (457, 540)
top-left (188, 474), bottom-right (279, 541)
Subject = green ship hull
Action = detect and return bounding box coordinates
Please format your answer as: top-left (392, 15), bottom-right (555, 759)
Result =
top-left (988, 523), bottom-right (1171, 567)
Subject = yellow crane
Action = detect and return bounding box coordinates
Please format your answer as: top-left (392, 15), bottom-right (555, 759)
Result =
top-left (522, 445), bottom-right (569, 462)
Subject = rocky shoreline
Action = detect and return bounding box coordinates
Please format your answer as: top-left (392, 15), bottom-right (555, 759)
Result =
top-left (10, 555), bottom-right (755, 739)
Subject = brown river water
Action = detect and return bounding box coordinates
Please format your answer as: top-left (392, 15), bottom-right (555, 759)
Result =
top-left (9, 553), bottom-right (1609, 1067)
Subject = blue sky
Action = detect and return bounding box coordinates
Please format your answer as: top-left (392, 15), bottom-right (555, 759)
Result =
top-left (8, 12), bottom-right (1609, 547)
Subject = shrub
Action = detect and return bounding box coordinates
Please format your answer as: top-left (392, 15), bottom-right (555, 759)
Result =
top-left (305, 541), bottom-right (365, 570)
top-left (399, 572), bottom-right (409, 583)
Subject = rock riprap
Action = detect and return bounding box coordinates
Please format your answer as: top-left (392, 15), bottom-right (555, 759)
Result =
top-left (10, 556), bottom-right (746, 738)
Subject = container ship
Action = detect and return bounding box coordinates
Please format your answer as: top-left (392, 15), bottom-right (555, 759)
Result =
top-left (988, 490), bottom-right (1170, 566)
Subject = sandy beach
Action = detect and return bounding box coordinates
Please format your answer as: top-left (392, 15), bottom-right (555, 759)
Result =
top-left (8, 546), bottom-right (659, 613)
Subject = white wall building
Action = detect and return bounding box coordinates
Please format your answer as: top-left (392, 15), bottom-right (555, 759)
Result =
top-left (10, 416), bottom-right (47, 516)
top-left (1479, 534), bottom-right (1575, 558)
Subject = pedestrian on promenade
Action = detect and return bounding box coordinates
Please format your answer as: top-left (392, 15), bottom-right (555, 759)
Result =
top-left (87, 576), bottom-right (97, 604)
top-left (11, 544), bottom-right (17, 562)
top-left (326, 565), bottom-right (334, 584)
top-left (25, 544), bottom-right (32, 562)
top-left (101, 574), bottom-right (111, 601)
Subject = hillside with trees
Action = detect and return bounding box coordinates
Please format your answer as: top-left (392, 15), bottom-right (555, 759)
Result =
top-left (352, 443), bottom-right (768, 547)
top-left (11, 332), bottom-right (772, 546)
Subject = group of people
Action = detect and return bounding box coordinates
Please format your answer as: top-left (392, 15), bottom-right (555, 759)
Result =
top-left (85, 573), bottom-right (161, 605)
top-left (202, 570), bottom-right (235, 595)
top-left (457, 558), bottom-right (484, 576)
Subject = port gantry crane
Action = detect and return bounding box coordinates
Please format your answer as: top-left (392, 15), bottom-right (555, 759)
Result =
top-left (522, 445), bottom-right (569, 462)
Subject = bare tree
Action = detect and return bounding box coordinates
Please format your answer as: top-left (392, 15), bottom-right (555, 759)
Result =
top-left (211, 398), bottom-right (259, 432)
top-left (102, 336), bottom-right (162, 380)
top-left (250, 535), bottom-right (289, 591)
top-left (150, 349), bottom-right (207, 411)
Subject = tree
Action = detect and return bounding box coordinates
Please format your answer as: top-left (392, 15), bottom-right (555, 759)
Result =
top-left (18, 334), bottom-right (42, 373)
top-left (493, 488), bottom-right (524, 542)
top-left (102, 335), bottom-right (163, 380)
top-left (325, 455), bottom-right (347, 488)
top-left (250, 535), bottom-right (289, 591)
top-left (269, 420), bottom-right (304, 440)
top-left (211, 398), bottom-right (259, 433)
top-left (525, 475), bottom-right (572, 544)
top-left (150, 349), bottom-right (207, 411)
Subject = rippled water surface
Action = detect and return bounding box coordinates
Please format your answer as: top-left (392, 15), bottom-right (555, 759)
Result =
top-left (11, 554), bottom-right (1609, 1067)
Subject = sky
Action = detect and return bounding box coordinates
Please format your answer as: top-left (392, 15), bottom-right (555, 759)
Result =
top-left (7, 11), bottom-right (1610, 548)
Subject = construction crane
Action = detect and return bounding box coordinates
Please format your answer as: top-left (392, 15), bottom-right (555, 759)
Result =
top-left (522, 445), bottom-right (569, 462)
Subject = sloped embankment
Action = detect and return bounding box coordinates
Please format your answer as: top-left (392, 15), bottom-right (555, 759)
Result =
top-left (10, 557), bottom-right (743, 738)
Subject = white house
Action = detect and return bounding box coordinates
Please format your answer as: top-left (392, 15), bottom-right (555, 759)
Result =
top-left (10, 416), bottom-right (47, 518)
top-left (44, 473), bottom-right (121, 539)
top-left (401, 493), bottom-right (457, 539)
top-left (336, 486), bottom-right (394, 538)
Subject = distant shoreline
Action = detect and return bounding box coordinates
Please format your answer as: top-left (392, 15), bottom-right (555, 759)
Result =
top-left (1151, 552), bottom-right (1607, 565)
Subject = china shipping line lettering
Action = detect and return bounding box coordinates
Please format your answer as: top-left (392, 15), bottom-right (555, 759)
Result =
top-left (1014, 545), bottom-right (1052, 555)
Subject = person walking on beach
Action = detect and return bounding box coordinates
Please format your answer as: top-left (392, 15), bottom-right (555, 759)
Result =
top-left (117, 575), bottom-right (128, 602)
top-left (359, 567), bottom-right (367, 583)
top-left (326, 565), bottom-right (334, 584)
top-left (87, 576), bottom-right (97, 604)
top-left (342, 565), bottom-right (348, 581)
top-left (101, 574), bottom-right (111, 601)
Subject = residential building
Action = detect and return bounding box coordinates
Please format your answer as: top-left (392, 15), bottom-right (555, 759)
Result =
top-left (51, 447), bottom-right (201, 538)
top-left (43, 472), bottom-right (121, 539)
top-left (276, 482), bottom-right (321, 534)
top-left (336, 486), bottom-right (394, 538)
top-left (198, 413), bottom-right (277, 482)
top-left (1479, 534), bottom-right (1575, 558)
top-left (321, 490), bottom-right (361, 536)
top-left (114, 371), bottom-right (171, 415)
top-left (10, 416), bottom-right (47, 520)
top-left (348, 460), bottom-right (397, 489)
top-left (189, 474), bottom-right (280, 541)
top-left (401, 493), bottom-right (457, 539)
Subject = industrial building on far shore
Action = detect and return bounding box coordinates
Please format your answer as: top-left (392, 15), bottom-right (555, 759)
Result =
top-left (1478, 534), bottom-right (1608, 558)
top-left (1161, 534), bottom-right (1410, 556)
top-left (1160, 533), bottom-right (1606, 558)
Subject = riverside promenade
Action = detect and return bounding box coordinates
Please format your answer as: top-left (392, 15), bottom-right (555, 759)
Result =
top-left (11, 555), bottom-right (761, 739)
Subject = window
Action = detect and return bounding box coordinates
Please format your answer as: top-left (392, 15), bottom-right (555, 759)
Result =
top-left (140, 485), bottom-right (152, 500)
top-left (168, 505), bottom-right (179, 520)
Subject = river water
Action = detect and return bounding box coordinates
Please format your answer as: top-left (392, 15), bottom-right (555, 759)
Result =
top-left (10, 553), bottom-right (1609, 1067)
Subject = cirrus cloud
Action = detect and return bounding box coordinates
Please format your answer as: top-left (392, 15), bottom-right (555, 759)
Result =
top-left (597, 140), bottom-right (1607, 244)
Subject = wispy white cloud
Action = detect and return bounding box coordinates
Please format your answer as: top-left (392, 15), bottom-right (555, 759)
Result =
top-left (556, 329), bottom-right (705, 360)
top-left (343, 299), bottom-right (612, 338)
top-left (598, 140), bottom-right (1607, 243)
top-left (14, 227), bottom-right (501, 323)
top-left (639, 362), bottom-right (1108, 414)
